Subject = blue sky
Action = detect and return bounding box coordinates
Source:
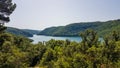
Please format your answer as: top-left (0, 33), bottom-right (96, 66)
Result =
top-left (7, 0), bottom-right (120, 30)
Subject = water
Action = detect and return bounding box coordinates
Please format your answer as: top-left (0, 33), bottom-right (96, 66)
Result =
top-left (29, 35), bottom-right (82, 43)
top-left (29, 35), bottom-right (103, 44)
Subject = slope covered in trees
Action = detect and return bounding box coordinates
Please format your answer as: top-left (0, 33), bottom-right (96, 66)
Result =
top-left (6, 27), bottom-right (40, 37)
top-left (38, 19), bottom-right (120, 37)
top-left (22, 29), bottom-right (40, 35)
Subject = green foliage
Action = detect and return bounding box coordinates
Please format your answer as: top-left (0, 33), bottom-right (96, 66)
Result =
top-left (1, 2), bottom-right (120, 67)
top-left (0, 41), bottom-right (28, 68)
top-left (73, 53), bottom-right (88, 68)
top-left (0, 25), bottom-right (7, 33)
top-left (80, 29), bottom-right (99, 47)
top-left (0, 0), bottom-right (16, 23)
top-left (0, 0), bottom-right (16, 32)
top-left (0, 29), bottom-right (120, 68)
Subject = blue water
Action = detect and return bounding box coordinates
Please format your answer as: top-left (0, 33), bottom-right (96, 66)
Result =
top-left (29, 35), bottom-right (82, 43)
top-left (29, 35), bottom-right (103, 44)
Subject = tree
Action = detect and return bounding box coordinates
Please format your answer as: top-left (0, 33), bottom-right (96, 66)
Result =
top-left (0, 0), bottom-right (16, 32)
top-left (80, 29), bottom-right (99, 47)
top-left (80, 29), bottom-right (99, 53)
top-left (112, 31), bottom-right (120, 41)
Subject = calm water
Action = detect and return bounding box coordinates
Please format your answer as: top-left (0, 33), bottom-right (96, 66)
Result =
top-left (29, 35), bottom-right (103, 44)
top-left (29, 35), bottom-right (82, 43)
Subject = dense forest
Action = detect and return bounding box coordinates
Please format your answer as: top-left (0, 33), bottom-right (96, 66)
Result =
top-left (0, 0), bottom-right (120, 68)
top-left (6, 27), bottom-right (40, 37)
top-left (0, 29), bottom-right (120, 68)
top-left (38, 19), bottom-right (120, 37)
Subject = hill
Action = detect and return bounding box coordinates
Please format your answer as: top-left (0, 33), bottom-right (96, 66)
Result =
top-left (22, 29), bottom-right (40, 35)
top-left (38, 19), bottom-right (120, 37)
top-left (6, 27), bottom-right (40, 37)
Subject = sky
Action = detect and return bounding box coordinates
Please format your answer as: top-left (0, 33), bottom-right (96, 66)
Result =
top-left (6, 0), bottom-right (120, 30)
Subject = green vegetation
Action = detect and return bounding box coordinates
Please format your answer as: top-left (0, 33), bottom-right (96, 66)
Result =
top-left (6, 27), bottom-right (40, 37)
top-left (22, 29), bottom-right (40, 35)
top-left (0, 29), bottom-right (120, 68)
top-left (0, 0), bottom-right (120, 68)
top-left (38, 19), bottom-right (120, 37)
top-left (6, 27), bottom-right (33, 37)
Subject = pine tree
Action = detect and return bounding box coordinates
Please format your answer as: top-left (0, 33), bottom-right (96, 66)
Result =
top-left (0, 0), bottom-right (16, 32)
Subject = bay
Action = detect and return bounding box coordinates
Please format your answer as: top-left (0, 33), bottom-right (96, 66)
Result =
top-left (29, 35), bottom-right (82, 43)
top-left (29, 35), bottom-right (103, 44)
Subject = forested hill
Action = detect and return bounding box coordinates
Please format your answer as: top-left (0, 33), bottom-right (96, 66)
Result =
top-left (38, 19), bottom-right (120, 37)
top-left (22, 29), bottom-right (40, 35)
top-left (6, 27), bottom-right (40, 37)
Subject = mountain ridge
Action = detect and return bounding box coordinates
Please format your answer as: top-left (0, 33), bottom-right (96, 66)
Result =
top-left (6, 27), bottom-right (40, 37)
top-left (38, 19), bottom-right (120, 37)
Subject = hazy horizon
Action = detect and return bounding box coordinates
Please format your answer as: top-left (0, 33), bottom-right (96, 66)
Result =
top-left (6, 0), bottom-right (120, 30)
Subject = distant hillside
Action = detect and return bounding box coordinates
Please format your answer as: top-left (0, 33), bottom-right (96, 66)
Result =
top-left (38, 19), bottom-right (120, 37)
top-left (6, 27), bottom-right (40, 37)
top-left (22, 29), bottom-right (40, 35)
